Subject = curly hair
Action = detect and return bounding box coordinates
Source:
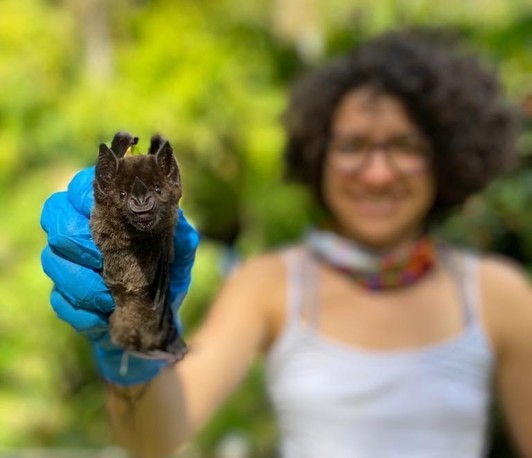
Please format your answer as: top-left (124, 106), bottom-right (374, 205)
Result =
top-left (283, 28), bottom-right (518, 219)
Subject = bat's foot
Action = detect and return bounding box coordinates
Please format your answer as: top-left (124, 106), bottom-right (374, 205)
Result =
top-left (166, 332), bottom-right (187, 361)
top-left (109, 310), bottom-right (188, 361)
top-left (110, 329), bottom-right (188, 363)
top-left (122, 334), bottom-right (187, 363)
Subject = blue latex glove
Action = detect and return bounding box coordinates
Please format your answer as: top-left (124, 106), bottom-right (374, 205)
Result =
top-left (40, 166), bottom-right (199, 385)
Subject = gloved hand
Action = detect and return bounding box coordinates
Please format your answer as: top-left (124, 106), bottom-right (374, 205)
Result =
top-left (40, 166), bottom-right (199, 385)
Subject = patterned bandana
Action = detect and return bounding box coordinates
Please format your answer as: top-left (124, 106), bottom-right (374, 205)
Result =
top-left (305, 229), bottom-right (436, 290)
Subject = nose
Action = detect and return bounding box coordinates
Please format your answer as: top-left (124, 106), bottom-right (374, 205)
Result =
top-left (128, 176), bottom-right (155, 213)
top-left (129, 194), bottom-right (154, 213)
top-left (358, 149), bottom-right (398, 186)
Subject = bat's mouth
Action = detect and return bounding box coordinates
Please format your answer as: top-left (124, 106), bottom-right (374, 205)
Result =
top-left (130, 214), bottom-right (157, 232)
top-left (136, 219), bottom-right (155, 231)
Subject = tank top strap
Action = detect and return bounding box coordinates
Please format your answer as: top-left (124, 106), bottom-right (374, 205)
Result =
top-left (439, 245), bottom-right (482, 325)
top-left (301, 249), bottom-right (321, 328)
top-left (281, 247), bottom-right (320, 328)
top-left (460, 250), bottom-right (482, 321)
top-left (281, 248), bottom-right (303, 325)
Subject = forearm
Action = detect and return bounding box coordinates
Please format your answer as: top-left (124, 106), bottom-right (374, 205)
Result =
top-left (107, 365), bottom-right (193, 458)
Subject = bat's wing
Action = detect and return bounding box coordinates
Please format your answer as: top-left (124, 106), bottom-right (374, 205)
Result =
top-left (152, 242), bottom-right (170, 314)
top-left (146, 242), bottom-right (188, 361)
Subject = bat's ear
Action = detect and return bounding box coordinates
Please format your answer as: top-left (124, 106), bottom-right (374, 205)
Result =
top-left (155, 141), bottom-right (180, 185)
top-left (111, 131), bottom-right (138, 158)
top-left (148, 134), bottom-right (165, 155)
top-left (95, 143), bottom-right (118, 192)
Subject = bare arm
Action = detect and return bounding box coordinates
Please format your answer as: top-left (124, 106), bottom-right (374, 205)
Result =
top-left (107, 253), bottom-right (285, 458)
top-left (483, 258), bottom-right (532, 456)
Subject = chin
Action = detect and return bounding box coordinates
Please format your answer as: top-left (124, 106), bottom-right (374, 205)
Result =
top-left (340, 221), bottom-right (422, 251)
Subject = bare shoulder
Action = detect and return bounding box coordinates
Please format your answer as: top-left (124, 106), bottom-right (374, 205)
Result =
top-left (217, 249), bottom-right (290, 312)
top-left (229, 249), bottom-right (288, 286)
top-left (478, 253), bottom-right (530, 298)
top-left (477, 253), bottom-right (532, 354)
top-left (210, 248), bottom-right (295, 350)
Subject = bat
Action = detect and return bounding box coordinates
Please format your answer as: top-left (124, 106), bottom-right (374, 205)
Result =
top-left (90, 131), bottom-right (187, 362)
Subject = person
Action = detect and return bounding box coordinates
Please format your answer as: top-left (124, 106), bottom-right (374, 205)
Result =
top-left (41, 29), bottom-right (532, 458)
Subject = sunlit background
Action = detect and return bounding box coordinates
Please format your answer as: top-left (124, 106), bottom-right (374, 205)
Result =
top-left (0, 0), bottom-right (531, 456)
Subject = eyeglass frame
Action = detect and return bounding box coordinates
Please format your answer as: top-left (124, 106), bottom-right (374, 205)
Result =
top-left (326, 132), bottom-right (433, 175)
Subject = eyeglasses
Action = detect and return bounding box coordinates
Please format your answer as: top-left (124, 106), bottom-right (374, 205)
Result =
top-left (328, 134), bottom-right (432, 174)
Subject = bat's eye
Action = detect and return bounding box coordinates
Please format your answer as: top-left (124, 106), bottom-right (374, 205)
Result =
top-left (154, 186), bottom-right (161, 194)
top-left (120, 191), bottom-right (127, 199)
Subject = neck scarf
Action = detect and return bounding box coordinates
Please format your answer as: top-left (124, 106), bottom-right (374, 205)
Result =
top-left (305, 229), bottom-right (437, 290)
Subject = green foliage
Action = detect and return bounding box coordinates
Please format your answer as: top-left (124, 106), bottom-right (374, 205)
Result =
top-left (0, 0), bottom-right (530, 455)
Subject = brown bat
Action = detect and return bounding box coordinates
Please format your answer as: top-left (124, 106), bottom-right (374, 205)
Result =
top-left (90, 131), bottom-right (187, 361)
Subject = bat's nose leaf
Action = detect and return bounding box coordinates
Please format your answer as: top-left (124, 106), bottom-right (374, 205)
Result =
top-left (129, 177), bottom-right (154, 213)
top-left (131, 176), bottom-right (149, 195)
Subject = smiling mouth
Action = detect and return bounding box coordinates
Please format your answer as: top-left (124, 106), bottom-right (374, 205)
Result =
top-left (351, 196), bottom-right (404, 214)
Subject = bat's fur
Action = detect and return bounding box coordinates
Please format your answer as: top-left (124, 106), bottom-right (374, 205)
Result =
top-left (90, 132), bottom-right (186, 360)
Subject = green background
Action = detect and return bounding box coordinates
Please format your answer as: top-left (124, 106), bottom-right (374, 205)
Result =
top-left (0, 0), bottom-right (531, 456)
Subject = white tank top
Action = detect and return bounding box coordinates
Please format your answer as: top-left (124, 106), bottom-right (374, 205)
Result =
top-left (266, 248), bottom-right (494, 458)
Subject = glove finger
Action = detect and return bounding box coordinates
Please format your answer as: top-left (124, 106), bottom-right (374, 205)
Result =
top-left (41, 191), bottom-right (102, 269)
top-left (171, 208), bottom-right (199, 278)
top-left (174, 208), bottom-right (200, 262)
top-left (42, 245), bottom-right (114, 313)
top-left (67, 166), bottom-right (96, 217)
top-left (50, 287), bottom-right (109, 337)
top-left (168, 209), bottom-right (198, 303)
top-left (169, 283), bottom-right (189, 312)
